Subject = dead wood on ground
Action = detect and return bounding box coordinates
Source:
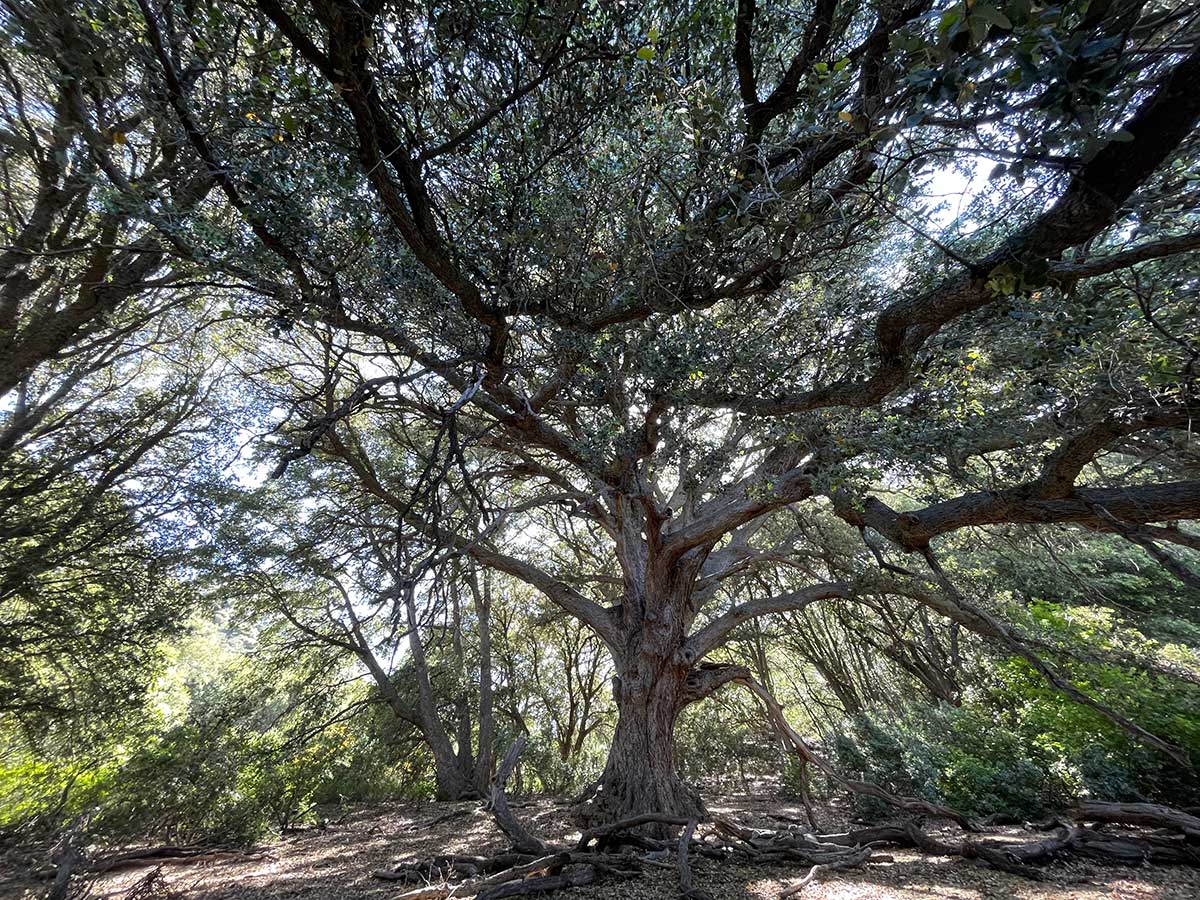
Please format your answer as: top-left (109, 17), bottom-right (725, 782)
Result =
top-left (370, 734), bottom-right (1200, 898)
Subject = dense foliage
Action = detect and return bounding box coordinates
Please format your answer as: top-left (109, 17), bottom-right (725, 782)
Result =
top-left (2, 0), bottom-right (1199, 854)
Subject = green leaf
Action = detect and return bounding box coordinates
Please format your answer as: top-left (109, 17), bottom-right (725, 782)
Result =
top-left (938, 8), bottom-right (961, 36)
top-left (973, 5), bottom-right (1013, 29)
top-left (636, 46), bottom-right (655, 61)
top-left (969, 16), bottom-right (988, 45)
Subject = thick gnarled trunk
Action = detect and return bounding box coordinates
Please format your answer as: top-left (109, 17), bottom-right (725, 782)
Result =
top-left (575, 649), bottom-right (703, 829)
top-left (572, 514), bottom-right (715, 829)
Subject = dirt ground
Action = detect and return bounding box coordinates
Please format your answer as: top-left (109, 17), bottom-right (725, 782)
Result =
top-left (4, 795), bottom-right (1198, 900)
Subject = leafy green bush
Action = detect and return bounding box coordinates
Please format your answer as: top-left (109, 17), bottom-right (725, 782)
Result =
top-left (816, 641), bottom-right (1200, 824)
top-left (1, 638), bottom-right (438, 845)
top-left (312, 706), bottom-right (437, 806)
top-left (990, 656), bottom-right (1200, 807)
top-left (821, 703), bottom-right (1057, 821)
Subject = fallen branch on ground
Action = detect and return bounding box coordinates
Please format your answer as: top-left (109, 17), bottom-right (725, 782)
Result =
top-left (36, 844), bottom-right (273, 878)
top-left (403, 808), bottom-right (477, 833)
top-left (677, 819), bottom-right (714, 900)
top-left (93, 846), bottom-right (273, 873)
top-left (371, 732), bottom-right (1200, 897)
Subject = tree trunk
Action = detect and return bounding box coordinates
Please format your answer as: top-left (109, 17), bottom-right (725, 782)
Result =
top-left (473, 571), bottom-right (496, 792)
top-left (575, 654), bottom-right (703, 831)
top-left (405, 585), bottom-right (478, 800)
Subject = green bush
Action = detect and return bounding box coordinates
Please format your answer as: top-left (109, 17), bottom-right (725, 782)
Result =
top-left (1, 648), bottom-right (439, 845)
top-left (990, 655), bottom-right (1200, 807)
top-left (822, 703), bottom-right (1057, 821)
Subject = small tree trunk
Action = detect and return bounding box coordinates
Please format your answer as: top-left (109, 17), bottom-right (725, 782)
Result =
top-left (473, 570), bottom-right (496, 792)
top-left (455, 695), bottom-right (474, 772)
top-left (405, 585), bottom-right (478, 800)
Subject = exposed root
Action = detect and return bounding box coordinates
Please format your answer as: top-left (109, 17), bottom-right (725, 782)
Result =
top-left (371, 733), bottom-right (1200, 897)
top-left (779, 864), bottom-right (821, 898)
top-left (963, 825), bottom-right (1200, 873)
top-left (778, 853), bottom-right (871, 900)
top-left (570, 772), bottom-right (706, 836)
top-left (1074, 800), bottom-right (1200, 839)
top-left (374, 801), bottom-right (1200, 899)
top-left (577, 814), bottom-right (693, 851)
top-left (475, 864), bottom-right (596, 900)
top-left (825, 816), bottom-right (1200, 880)
top-left (823, 822), bottom-right (960, 856)
top-left (35, 843), bottom-right (272, 881)
top-left (375, 814), bottom-right (878, 898)
top-left (677, 819), bottom-right (714, 900)
top-left (371, 853), bottom-right (538, 883)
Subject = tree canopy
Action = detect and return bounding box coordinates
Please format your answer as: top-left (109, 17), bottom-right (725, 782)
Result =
top-left (2, 0), bottom-right (1199, 874)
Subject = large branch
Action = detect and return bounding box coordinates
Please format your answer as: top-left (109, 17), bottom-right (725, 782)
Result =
top-left (320, 427), bottom-right (618, 646)
top-left (743, 0), bottom-right (859, 143)
top-left (322, 309), bottom-right (607, 485)
top-left (839, 481), bottom-right (1200, 553)
top-left (1048, 231), bottom-right (1200, 285)
top-left (835, 405), bottom-right (1198, 550)
top-left (137, 0), bottom-right (315, 295)
top-left (471, 547), bottom-right (620, 649)
top-left (662, 447), bottom-right (821, 559)
top-left (733, 0), bottom-right (758, 112)
top-left (698, 44), bottom-right (1200, 416)
top-left (682, 581), bottom-right (854, 662)
top-left (301, 1), bottom-right (501, 332)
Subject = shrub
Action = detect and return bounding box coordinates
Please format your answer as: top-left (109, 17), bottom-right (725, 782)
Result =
top-left (822, 703), bottom-right (1057, 821)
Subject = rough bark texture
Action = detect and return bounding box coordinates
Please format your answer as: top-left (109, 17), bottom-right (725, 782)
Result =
top-left (576, 655), bottom-right (703, 831)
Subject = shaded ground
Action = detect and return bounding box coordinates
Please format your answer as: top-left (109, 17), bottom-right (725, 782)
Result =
top-left (4, 795), bottom-right (1198, 900)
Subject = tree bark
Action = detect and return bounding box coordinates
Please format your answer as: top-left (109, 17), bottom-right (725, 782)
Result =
top-left (405, 584), bottom-right (478, 800)
top-left (575, 651), bottom-right (703, 832)
top-left (571, 528), bottom-right (729, 831)
top-left (473, 570), bottom-right (497, 793)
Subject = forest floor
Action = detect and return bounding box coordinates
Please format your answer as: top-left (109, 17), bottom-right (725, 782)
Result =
top-left (4, 794), bottom-right (1199, 900)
